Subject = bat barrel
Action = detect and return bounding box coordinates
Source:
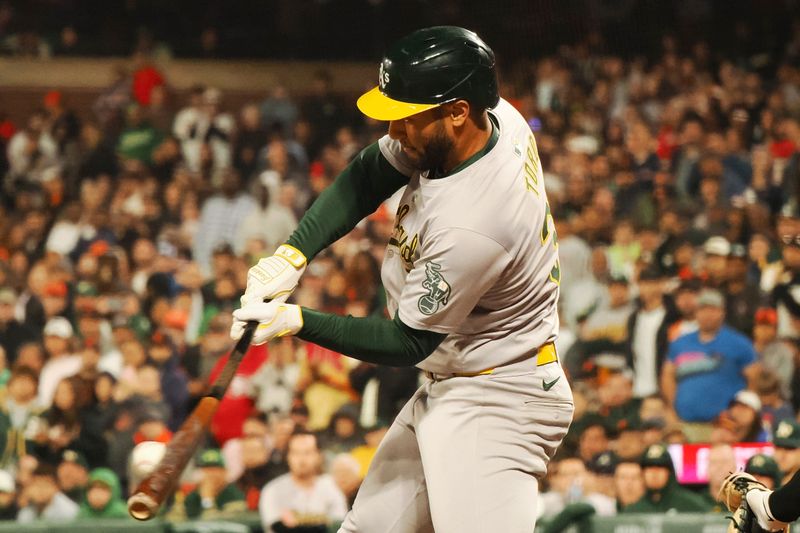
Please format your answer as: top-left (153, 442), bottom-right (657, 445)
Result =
top-left (125, 321), bottom-right (257, 521)
top-left (126, 396), bottom-right (220, 520)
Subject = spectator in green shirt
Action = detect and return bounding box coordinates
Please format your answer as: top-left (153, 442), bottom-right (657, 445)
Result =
top-left (169, 448), bottom-right (247, 520)
top-left (78, 467), bottom-right (128, 519)
top-left (116, 103), bottom-right (164, 165)
top-left (624, 443), bottom-right (710, 513)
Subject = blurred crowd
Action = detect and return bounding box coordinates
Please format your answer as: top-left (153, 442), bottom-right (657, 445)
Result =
top-left (2, 20), bottom-right (800, 531)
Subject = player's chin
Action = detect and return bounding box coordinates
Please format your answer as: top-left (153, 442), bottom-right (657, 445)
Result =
top-left (402, 147), bottom-right (424, 169)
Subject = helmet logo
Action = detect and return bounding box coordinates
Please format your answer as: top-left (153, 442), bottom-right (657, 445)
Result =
top-left (379, 62), bottom-right (390, 90)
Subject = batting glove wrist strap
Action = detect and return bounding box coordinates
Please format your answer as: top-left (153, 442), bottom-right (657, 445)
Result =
top-left (231, 302), bottom-right (303, 346)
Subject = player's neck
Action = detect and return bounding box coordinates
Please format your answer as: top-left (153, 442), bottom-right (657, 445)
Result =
top-left (442, 114), bottom-right (493, 174)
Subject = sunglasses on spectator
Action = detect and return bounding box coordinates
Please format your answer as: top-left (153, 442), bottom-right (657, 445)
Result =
top-left (781, 234), bottom-right (800, 248)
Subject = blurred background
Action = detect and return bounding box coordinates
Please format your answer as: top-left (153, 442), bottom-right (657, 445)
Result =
top-left (1, 0), bottom-right (800, 531)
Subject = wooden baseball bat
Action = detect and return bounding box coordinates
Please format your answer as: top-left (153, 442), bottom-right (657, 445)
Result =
top-left (127, 321), bottom-right (256, 520)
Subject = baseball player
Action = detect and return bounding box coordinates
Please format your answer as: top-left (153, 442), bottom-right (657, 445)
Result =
top-left (232, 26), bottom-right (574, 532)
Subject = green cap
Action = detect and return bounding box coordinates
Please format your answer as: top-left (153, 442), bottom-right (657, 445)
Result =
top-left (774, 420), bottom-right (800, 449)
top-left (640, 443), bottom-right (674, 469)
top-left (357, 26), bottom-right (499, 121)
top-left (197, 448), bottom-right (225, 468)
top-left (745, 454), bottom-right (781, 486)
top-left (61, 449), bottom-right (89, 470)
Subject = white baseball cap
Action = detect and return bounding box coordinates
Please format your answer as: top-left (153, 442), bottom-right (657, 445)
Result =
top-left (43, 316), bottom-right (73, 339)
top-left (704, 236), bottom-right (731, 256)
top-left (732, 390), bottom-right (762, 412)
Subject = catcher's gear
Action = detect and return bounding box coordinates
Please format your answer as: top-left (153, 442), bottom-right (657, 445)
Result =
top-left (718, 472), bottom-right (789, 533)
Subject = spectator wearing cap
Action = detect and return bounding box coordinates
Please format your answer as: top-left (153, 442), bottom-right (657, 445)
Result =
top-left (722, 390), bottom-right (769, 443)
top-left (77, 467), bottom-right (128, 518)
top-left (661, 288), bottom-right (759, 442)
top-left (587, 451), bottom-right (619, 509)
top-left (0, 470), bottom-right (17, 520)
top-left (170, 448), bottom-right (246, 520)
top-left (624, 443), bottom-right (709, 513)
top-left (0, 287), bottom-right (39, 362)
top-left (702, 236), bottom-right (731, 289)
top-left (745, 453), bottom-right (782, 490)
top-left (193, 169), bottom-right (256, 276)
top-left (57, 449), bottom-right (89, 503)
top-left (725, 242), bottom-right (762, 335)
top-left (773, 420), bottom-right (800, 486)
top-left (17, 463), bottom-right (79, 523)
top-left (752, 307), bottom-right (795, 401)
top-left (38, 317), bottom-right (81, 409)
top-left (625, 266), bottom-right (678, 398)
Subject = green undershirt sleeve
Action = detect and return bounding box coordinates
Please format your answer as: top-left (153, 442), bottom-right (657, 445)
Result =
top-left (285, 141), bottom-right (409, 260)
top-left (297, 308), bottom-right (446, 367)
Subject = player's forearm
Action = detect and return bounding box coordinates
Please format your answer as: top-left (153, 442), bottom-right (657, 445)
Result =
top-left (297, 308), bottom-right (445, 367)
top-left (286, 142), bottom-right (408, 260)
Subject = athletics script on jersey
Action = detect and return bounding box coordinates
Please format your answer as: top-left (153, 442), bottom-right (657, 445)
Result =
top-left (388, 204), bottom-right (418, 271)
top-left (418, 261), bottom-right (451, 315)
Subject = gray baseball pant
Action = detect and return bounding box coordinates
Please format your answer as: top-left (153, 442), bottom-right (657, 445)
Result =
top-left (339, 358), bottom-right (573, 533)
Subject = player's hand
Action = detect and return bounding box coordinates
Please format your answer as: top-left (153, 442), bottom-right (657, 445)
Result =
top-left (240, 244), bottom-right (306, 306)
top-left (231, 301), bottom-right (303, 346)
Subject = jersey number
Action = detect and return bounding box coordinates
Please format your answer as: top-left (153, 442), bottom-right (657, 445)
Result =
top-left (540, 201), bottom-right (561, 285)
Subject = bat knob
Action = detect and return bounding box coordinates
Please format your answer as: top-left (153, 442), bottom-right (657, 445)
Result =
top-left (128, 492), bottom-right (159, 521)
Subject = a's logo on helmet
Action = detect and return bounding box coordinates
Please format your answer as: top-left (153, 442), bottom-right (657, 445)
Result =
top-left (379, 62), bottom-right (390, 90)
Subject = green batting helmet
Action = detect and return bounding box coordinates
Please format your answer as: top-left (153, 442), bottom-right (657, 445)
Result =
top-left (358, 26), bottom-right (499, 121)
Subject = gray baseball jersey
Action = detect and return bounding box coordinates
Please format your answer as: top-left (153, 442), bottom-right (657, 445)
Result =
top-left (378, 98), bottom-right (561, 374)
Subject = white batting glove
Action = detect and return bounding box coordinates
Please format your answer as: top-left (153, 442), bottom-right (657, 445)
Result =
top-left (230, 301), bottom-right (303, 346)
top-left (241, 244), bottom-right (307, 306)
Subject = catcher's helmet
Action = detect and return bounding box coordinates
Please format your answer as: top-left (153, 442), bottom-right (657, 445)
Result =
top-left (357, 26), bottom-right (499, 121)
